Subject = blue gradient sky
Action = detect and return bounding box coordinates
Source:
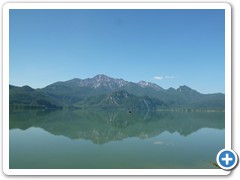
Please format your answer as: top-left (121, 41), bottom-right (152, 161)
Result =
top-left (10, 9), bottom-right (225, 93)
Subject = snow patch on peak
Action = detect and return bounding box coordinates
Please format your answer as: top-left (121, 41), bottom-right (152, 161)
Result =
top-left (138, 81), bottom-right (150, 87)
top-left (138, 81), bottom-right (162, 90)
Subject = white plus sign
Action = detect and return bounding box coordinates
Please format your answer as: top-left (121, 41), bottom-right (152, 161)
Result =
top-left (222, 153), bottom-right (233, 165)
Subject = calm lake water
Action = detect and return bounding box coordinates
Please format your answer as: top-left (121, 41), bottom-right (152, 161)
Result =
top-left (9, 110), bottom-right (224, 169)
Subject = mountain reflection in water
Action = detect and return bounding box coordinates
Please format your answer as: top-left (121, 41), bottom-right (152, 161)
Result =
top-left (10, 109), bottom-right (224, 144)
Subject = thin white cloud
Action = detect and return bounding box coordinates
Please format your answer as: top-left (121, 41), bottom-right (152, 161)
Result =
top-left (154, 76), bottom-right (164, 80)
top-left (153, 76), bottom-right (175, 80)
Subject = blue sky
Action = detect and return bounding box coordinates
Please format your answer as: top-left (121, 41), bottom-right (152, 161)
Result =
top-left (10, 9), bottom-right (225, 93)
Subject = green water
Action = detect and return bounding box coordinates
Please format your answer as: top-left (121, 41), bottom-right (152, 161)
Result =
top-left (9, 110), bottom-right (224, 169)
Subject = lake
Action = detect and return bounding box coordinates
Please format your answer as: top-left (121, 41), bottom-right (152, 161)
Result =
top-left (9, 109), bottom-right (225, 169)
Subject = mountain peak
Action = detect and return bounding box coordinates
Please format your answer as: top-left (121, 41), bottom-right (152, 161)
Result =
top-left (138, 81), bottom-right (150, 87)
top-left (177, 85), bottom-right (200, 95)
top-left (93, 74), bottom-right (111, 79)
top-left (138, 81), bottom-right (163, 91)
top-left (22, 85), bottom-right (35, 92)
top-left (94, 74), bottom-right (109, 77)
top-left (177, 85), bottom-right (195, 91)
top-left (76, 74), bottom-right (128, 89)
top-left (92, 74), bottom-right (113, 83)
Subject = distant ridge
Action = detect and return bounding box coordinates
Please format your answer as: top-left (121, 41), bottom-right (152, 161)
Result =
top-left (10, 74), bottom-right (225, 110)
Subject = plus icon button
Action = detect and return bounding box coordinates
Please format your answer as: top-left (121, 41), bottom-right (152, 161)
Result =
top-left (217, 149), bottom-right (238, 170)
top-left (221, 153), bottom-right (233, 165)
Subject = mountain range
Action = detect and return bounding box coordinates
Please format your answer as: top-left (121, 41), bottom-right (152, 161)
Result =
top-left (9, 74), bottom-right (225, 110)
